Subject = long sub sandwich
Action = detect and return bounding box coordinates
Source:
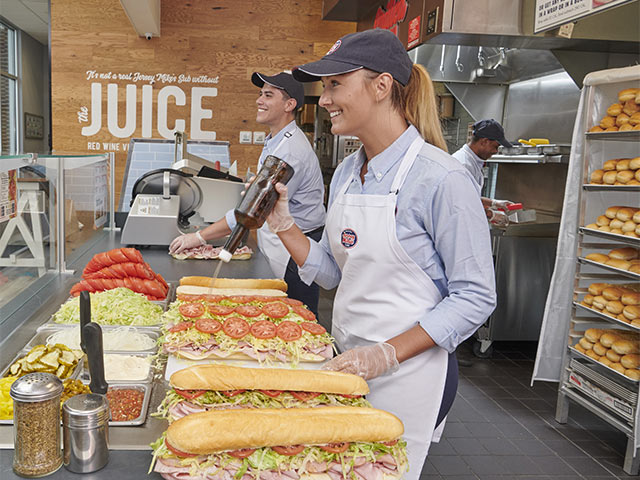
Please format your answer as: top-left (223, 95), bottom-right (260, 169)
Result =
top-left (161, 296), bottom-right (333, 365)
top-left (156, 365), bottom-right (371, 422)
top-left (151, 407), bottom-right (408, 480)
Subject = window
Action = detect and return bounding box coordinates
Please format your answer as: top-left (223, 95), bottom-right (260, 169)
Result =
top-left (1, 22), bottom-right (18, 154)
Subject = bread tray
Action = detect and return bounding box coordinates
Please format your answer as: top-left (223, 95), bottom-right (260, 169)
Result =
top-left (573, 302), bottom-right (640, 332)
top-left (568, 345), bottom-right (639, 384)
top-left (80, 353), bottom-right (155, 385)
top-left (578, 257), bottom-right (640, 281)
top-left (105, 383), bottom-right (152, 427)
top-left (29, 325), bottom-right (160, 354)
top-left (582, 184), bottom-right (640, 193)
top-left (579, 227), bottom-right (640, 247)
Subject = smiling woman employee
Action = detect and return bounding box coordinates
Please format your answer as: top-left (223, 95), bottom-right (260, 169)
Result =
top-left (265, 29), bottom-right (496, 479)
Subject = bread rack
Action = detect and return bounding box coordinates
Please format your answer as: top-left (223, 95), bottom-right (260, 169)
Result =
top-left (547, 67), bottom-right (640, 475)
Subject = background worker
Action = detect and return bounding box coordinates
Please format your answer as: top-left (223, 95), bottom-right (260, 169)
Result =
top-left (169, 72), bottom-right (325, 315)
top-left (452, 119), bottom-right (516, 226)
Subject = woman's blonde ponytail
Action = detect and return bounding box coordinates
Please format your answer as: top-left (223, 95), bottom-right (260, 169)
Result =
top-left (400, 64), bottom-right (447, 152)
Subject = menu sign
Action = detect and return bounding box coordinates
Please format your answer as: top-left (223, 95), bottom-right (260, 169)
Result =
top-left (534, 0), bottom-right (633, 33)
top-left (0, 170), bottom-right (17, 223)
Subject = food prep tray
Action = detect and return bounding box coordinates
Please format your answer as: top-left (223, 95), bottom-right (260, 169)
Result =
top-left (568, 344), bottom-right (639, 384)
top-left (578, 257), bottom-right (640, 280)
top-left (80, 353), bottom-right (155, 385)
top-left (0, 349), bottom-right (84, 425)
top-left (573, 302), bottom-right (640, 332)
top-left (106, 383), bottom-right (152, 427)
top-left (532, 144), bottom-right (571, 155)
top-left (29, 325), bottom-right (160, 354)
top-left (580, 227), bottom-right (640, 247)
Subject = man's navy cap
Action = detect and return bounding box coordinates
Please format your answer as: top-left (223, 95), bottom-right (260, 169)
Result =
top-left (251, 72), bottom-right (304, 110)
top-left (472, 119), bottom-right (512, 148)
top-left (293, 29), bottom-right (413, 86)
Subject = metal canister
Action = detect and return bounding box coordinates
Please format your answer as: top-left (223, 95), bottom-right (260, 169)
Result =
top-left (10, 373), bottom-right (64, 477)
top-left (62, 393), bottom-right (110, 473)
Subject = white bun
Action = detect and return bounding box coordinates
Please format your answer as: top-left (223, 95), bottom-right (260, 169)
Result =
top-left (170, 364), bottom-right (369, 395)
top-left (179, 276), bottom-right (288, 291)
top-left (166, 406), bottom-right (405, 454)
top-left (175, 349), bottom-right (326, 363)
top-left (176, 285), bottom-right (287, 297)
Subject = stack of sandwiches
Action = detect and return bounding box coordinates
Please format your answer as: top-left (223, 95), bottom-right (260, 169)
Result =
top-left (151, 365), bottom-right (408, 479)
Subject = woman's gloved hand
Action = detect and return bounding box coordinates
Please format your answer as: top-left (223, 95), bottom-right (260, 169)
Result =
top-left (169, 231), bottom-right (205, 254)
top-left (266, 183), bottom-right (295, 233)
top-left (322, 342), bottom-right (400, 380)
top-left (488, 209), bottom-right (509, 227)
top-left (491, 199), bottom-right (515, 211)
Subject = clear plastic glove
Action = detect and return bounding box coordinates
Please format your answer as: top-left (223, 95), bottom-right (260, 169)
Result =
top-left (169, 231), bottom-right (205, 254)
top-left (491, 199), bottom-right (515, 211)
top-left (266, 183), bottom-right (295, 233)
top-left (488, 209), bottom-right (509, 227)
top-left (321, 342), bottom-right (399, 380)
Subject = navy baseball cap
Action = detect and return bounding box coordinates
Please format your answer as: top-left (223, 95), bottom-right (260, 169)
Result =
top-left (251, 72), bottom-right (305, 110)
top-left (472, 119), bottom-right (512, 147)
top-left (293, 29), bottom-right (413, 86)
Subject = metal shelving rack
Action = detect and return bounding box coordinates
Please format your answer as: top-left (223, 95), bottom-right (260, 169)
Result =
top-left (554, 93), bottom-right (640, 474)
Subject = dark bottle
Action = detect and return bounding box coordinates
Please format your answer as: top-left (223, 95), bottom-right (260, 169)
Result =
top-left (219, 155), bottom-right (294, 262)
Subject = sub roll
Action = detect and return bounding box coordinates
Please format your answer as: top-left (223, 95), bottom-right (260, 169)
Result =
top-left (158, 365), bottom-right (371, 422)
top-left (151, 407), bottom-right (408, 480)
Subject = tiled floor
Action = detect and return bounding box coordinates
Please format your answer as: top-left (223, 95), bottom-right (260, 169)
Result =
top-left (317, 290), bottom-right (636, 479)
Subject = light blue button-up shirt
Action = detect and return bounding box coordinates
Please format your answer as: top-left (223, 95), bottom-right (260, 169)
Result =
top-left (226, 121), bottom-right (325, 233)
top-left (299, 125), bottom-right (496, 353)
top-left (451, 143), bottom-right (485, 189)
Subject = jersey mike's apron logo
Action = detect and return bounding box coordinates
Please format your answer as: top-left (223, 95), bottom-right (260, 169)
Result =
top-left (341, 228), bottom-right (357, 248)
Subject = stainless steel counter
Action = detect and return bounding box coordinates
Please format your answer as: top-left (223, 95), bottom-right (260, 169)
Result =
top-left (0, 231), bottom-right (274, 479)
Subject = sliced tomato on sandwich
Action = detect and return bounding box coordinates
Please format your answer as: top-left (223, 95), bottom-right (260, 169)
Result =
top-left (165, 439), bottom-right (198, 457)
top-left (382, 439), bottom-right (399, 446)
top-left (175, 389), bottom-right (206, 400)
top-left (259, 389), bottom-right (283, 398)
top-left (179, 303), bottom-right (205, 318)
top-left (301, 322), bottom-right (326, 335)
top-left (282, 298), bottom-right (303, 307)
top-left (262, 302), bottom-right (289, 319)
top-left (250, 320), bottom-right (277, 339)
top-left (221, 389), bottom-right (246, 397)
top-left (222, 317), bottom-right (250, 339)
top-left (340, 393), bottom-right (362, 399)
top-left (235, 305), bottom-right (262, 317)
top-left (290, 391), bottom-right (321, 401)
top-left (208, 304), bottom-right (234, 316)
top-left (277, 321), bottom-right (302, 341)
top-left (168, 321), bottom-right (193, 333)
top-left (319, 442), bottom-right (350, 453)
top-left (195, 318), bottom-right (222, 334)
top-left (228, 448), bottom-right (256, 458)
top-left (272, 445), bottom-right (305, 456)
top-left (292, 305), bottom-right (316, 321)
top-left (227, 295), bottom-right (254, 304)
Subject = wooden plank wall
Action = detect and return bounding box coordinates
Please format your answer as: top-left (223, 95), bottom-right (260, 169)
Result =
top-left (50, 0), bottom-right (355, 203)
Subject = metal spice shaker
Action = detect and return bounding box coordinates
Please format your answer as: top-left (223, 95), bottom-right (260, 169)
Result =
top-left (62, 393), bottom-right (110, 473)
top-left (10, 373), bottom-right (63, 477)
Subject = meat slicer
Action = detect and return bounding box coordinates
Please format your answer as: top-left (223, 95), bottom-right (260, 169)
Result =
top-left (121, 134), bottom-right (246, 246)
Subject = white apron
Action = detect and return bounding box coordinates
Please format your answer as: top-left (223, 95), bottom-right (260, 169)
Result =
top-left (257, 130), bottom-right (294, 279)
top-left (327, 137), bottom-right (448, 480)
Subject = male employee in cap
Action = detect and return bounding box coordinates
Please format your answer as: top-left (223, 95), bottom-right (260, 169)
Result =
top-left (169, 72), bottom-right (326, 315)
top-left (452, 119), bottom-right (516, 226)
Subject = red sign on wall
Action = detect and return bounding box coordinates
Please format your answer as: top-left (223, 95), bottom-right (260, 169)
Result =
top-left (407, 15), bottom-right (421, 48)
top-left (373, 0), bottom-right (409, 34)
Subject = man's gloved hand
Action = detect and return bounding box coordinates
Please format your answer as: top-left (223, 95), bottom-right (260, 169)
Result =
top-left (491, 199), bottom-right (515, 211)
top-left (266, 183), bottom-right (295, 233)
top-left (169, 231), bottom-right (205, 254)
top-left (321, 342), bottom-right (399, 380)
top-left (488, 209), bottom-right (509, 227)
